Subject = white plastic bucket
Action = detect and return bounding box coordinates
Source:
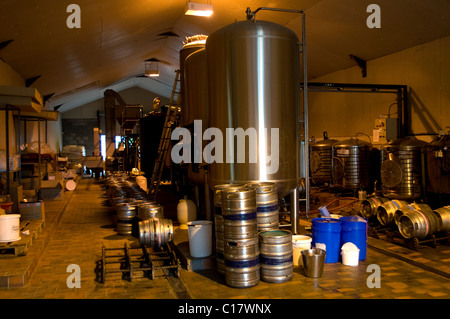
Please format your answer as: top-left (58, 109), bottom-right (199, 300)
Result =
top-left (0, 214), bottom-right (21, 242)
top-left (65, 179), bottom-right (77, 191)
top-left (292, 235), bottom-right (312, 266)
top-left (187, 220), bottom-right (213, 258)
top-left (341, 242), bottom-right (360, 266)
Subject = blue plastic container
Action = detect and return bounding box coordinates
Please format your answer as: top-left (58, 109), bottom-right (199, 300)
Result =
top-left (340, 216), bottom-right (368, 260)
top-left (311, 218), bottom-right (341, 263)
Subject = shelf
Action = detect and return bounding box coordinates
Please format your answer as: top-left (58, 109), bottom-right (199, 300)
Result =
top-left (0, 86), bottom-right (43, 113)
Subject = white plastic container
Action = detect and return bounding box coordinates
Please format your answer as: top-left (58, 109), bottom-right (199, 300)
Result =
top-left (187, 220), bottom-right (212, 258)
top-left (341, 242), bottom-right (360, 266)
top-left (177, 197), bottom-right (197, 230)
top-left (0, 214), bottom-right (21, 242)
top-left (292, 235), bottom-right (312, 266)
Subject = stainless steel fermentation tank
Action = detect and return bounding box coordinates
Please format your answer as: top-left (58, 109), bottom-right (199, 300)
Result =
top-left (205, 19), bottom-right (300, 199)
top-left (179, 35), bottom-right (208, 127)
top-left (381, 136), bottom-right (427, 200)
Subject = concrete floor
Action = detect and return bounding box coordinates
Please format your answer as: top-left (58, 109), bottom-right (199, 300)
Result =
top-left (1, 177), bottom-right (449, 309)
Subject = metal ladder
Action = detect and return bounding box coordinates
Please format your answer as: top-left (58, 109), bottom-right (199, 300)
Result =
top-left (148, 70), bottom-right (181, 199)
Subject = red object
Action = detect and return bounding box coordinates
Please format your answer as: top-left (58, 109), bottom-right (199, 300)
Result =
top-left (0, 202), bottom-right (13, 213)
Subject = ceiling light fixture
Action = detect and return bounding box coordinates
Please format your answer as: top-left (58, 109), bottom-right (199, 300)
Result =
top-left (185, 1), bottom-right (213, 17)
top-left (145, 58), bottom-right (160, 77)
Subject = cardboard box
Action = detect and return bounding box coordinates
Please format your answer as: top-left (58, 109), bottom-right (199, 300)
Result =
top-left (40, 180), bottom-right (64, 201)
top-left (19, 200), bottom-right (45, 221)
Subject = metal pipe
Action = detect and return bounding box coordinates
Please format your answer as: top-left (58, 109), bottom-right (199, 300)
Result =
top-left (290, 187), bottom-right (299, 234)
top-left (302, 11), bottom-right (310, 220)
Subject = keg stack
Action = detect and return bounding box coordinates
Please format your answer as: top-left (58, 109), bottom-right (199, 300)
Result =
top-left (215, 182), bottom-right (293, 287)
top-left (221, 187), bottom-right (260, 288)
top-left (213, 184), bottom-right (245, 275)
top-left (105, 172), bottom-right (173, 247)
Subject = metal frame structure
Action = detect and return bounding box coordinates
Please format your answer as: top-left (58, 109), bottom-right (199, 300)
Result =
top-left (305, 82), bottom-right (409, 138)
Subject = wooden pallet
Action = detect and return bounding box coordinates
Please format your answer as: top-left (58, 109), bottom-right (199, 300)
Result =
top-left (0, 219), bottom-right (44, 256)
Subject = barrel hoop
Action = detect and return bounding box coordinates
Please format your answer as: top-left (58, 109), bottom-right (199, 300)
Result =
top-left (260, 255), bottom-right (293, 265)
top-left (225, 258), bottom-right (259, 268)
top-left (257, 204), bottom-right (279, 213)
top-left (223, 212), bottom-right (257, 221)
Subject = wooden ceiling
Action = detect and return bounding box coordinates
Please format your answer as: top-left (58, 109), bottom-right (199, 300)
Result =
top-left (1, 0), bottom-right (449, 113)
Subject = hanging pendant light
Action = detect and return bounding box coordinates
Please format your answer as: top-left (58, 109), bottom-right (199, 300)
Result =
top-left (145, 58), bottom-right (160, 77)
top-left (185, 0), bottom-right (213, 17)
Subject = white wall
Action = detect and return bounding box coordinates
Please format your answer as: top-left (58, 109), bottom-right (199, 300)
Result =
top-left (308, 35), bottom-right (450, 144)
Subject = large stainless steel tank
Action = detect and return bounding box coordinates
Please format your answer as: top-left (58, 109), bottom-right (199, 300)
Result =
top-left (380, 136), bottom-right (427, 200)
top-left (184, 48), bottom-right (208, 126)
top-left (179, 35), bottom-right (208, 126)
top-left (310, 135), bottom-right (338, 185)
top-left (332, 138), bottom-right (372, 190)
top-left (205, 20), bottom-right (300, 198)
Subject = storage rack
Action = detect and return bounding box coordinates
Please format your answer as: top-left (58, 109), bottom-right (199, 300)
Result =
top-left (97, 243), bottom-right (180, 283)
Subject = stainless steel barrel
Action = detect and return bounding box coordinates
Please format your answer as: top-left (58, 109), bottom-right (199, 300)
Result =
top-left (359, 196), bottom-right (389, 219)
top-left (398, 204), bottom-right (439, 239)
top-left (206, 19), bottom-right (300, 199)
top-left (116, 203), bottom-right (136, 235)
top-left (246, 182), bottom-right (279, 231)
top-left (377, 200), bottom-right (408, 225)
top-left (221, 187), bottom-right (257, 240)
top-left (139, 218), bottom-right (173, 248)
top-left (259, 229), bottom-right (293, 283)
top-left (433, 205), bottom-right (450, 232)
top-left (138, 202), bottom-right (163, 220)
top-left (213, 184), bottom-right (245, 274)
top-left (224, 237), bottom-right (260, 288)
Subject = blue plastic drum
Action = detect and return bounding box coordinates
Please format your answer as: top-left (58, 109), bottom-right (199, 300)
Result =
top-left (311, 218), bottom-right (341, 263)
top-left (340, 216), bottom-right (368, 260)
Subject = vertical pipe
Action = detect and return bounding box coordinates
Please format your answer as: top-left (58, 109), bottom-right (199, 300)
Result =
top-left (290, 187), bottom-right (299, 234)
top-left (5, 105), bottom-right (10, 194)
top-left (302, 12), bottom-right (310, 219)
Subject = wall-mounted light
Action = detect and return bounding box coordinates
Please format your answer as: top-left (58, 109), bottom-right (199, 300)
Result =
top-left (185, 1), bottom-right (213, 17)
top-left (145, 58), bottom-right (160, 77)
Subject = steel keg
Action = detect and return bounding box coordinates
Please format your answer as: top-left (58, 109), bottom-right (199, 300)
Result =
top-left (213, 184), bottom-right (245, 274)
top-left (377, 200), bottom-right (408, 225)
top-left (246, 182), bottom-right (279, 231)
top-left (221, 187), bottom-right (258, 240)
top-left (433, 205), bottom-right (450, 232)
top-left (138, 202), bottom-right (164, 220)
top-left (224, 237), bottom-right (260, 288)
top-left (398, 203), bottom-right (439, 239)
top-left (393, 204), bottom-right (416, 225)
top-left (359, 196), bottom-right (389, 219)
top-left (138, 218), bottom-right (173, 248)
top-left (116, 203), bottom-right (136, 235)
top-left (259, 229), bottom-right (293, 283)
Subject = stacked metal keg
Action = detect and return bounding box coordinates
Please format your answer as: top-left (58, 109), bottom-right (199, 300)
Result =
top-left (213, 184), bottom-right (245, 275)
top-left (214, 181), bottom-right (293, 287)
top-left (221, 186), bottom-right (260, 288)
top-left (105, 172), bottom-right (173, 247)
top-left (259, 229), bottom-right (293, 283)
top-left (246, 182), bottom-right (279, 231)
